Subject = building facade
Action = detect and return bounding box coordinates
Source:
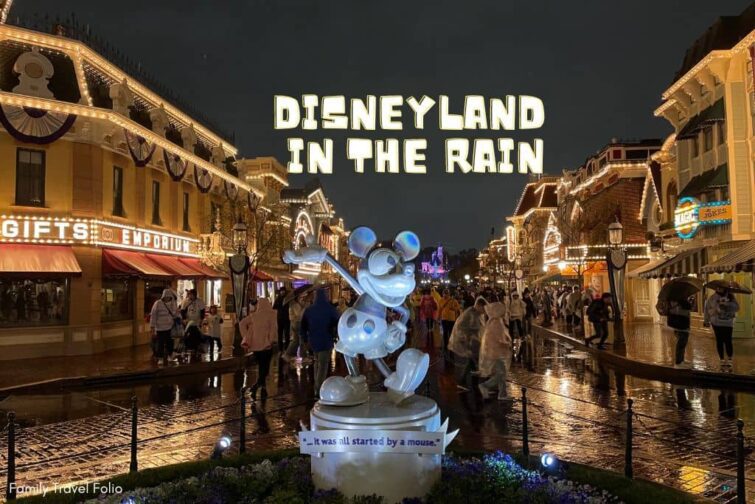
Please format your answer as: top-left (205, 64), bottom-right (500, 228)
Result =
top-left (555, 139), bottom-right (658, 320)
top-left (644, 4), bottom-right (755, 337)
top-left (505, 176), bottom-right (559, 284)
top-left (0, 21), bottom-right (262, 360)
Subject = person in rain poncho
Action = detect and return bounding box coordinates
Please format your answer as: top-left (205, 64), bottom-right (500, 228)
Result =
top-left (478, 301), bottom-right (513, 401)
top-left (448, 296), bottom-right (487, 391)
top-left (241, 298), bottom-right (278, 399)
top-left (704, 288), bottom-right (740, 369)
top-left (150, 289), bottom-right (180, 363)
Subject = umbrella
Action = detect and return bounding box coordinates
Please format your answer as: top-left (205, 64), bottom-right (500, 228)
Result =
top-left (705, 279), bottom-right (752, 295)
top-left (283, 284), bottom-right (314, 304)
top-left (658, 277), bottom-right (703, 303)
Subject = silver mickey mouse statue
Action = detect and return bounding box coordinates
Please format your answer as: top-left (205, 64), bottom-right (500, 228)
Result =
top-left (283, 227), bottom-right (429, 406)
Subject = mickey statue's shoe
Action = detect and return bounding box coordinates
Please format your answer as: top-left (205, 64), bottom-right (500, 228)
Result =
top-left (384, 348), bottom-right (430, 404)
top-left (318, 375), bottom-right (369, 406)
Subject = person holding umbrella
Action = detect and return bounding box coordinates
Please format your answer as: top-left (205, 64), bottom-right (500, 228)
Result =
top-left (704, 281), bottom-right (744, 371)
top-left (656, 277), bottom-right (702, 369)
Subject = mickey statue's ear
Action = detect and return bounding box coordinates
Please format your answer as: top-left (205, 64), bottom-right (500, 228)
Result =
top-left (348, 226), bottom-right (378, 258)
top-left (393, 231), bottom-right (420, 261)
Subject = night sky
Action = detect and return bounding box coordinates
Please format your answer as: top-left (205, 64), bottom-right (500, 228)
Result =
top-left (14, 0), bottom-right (753, 250)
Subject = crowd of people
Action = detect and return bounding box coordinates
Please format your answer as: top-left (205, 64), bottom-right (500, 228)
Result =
top-left (147, 278), bottom-right (746, 402)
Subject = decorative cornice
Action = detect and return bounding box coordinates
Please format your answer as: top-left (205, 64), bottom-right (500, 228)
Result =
top-left (0, 23), bottom-right (237, 156)
top-left (0, 90), bottom-right (262, 198)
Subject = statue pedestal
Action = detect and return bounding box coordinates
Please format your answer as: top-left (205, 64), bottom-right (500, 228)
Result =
top-left (307, 392), bottom-right (442, 504)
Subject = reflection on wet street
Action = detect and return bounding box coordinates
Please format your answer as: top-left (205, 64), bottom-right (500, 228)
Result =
top-left (1, 332), bottom-right (754, 502)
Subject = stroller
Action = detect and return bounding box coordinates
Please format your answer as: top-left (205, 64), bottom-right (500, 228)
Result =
top-left (174, 320), bottom-right (204, 362)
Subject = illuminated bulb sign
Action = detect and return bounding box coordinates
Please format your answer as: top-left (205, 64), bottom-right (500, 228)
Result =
top-left (674, 197), bottom-right (732, 239)
top-left (0, 214), bottom-right (199, 257)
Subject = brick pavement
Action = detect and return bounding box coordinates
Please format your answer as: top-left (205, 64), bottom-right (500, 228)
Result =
top-left (0, 334), bottom-right (753, 502)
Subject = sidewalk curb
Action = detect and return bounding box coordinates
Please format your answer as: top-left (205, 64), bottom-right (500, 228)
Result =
top-left (533, 324), bottom-right (755, 392)
top-left (0, 352), bottom-right (256, 396)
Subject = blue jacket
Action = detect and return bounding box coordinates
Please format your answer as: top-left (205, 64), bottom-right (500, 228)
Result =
top-left (300, 289), bottom-right (339, 352)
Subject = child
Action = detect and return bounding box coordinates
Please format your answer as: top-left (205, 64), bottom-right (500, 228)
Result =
top-left (206, 305), bottom-right (224, 351)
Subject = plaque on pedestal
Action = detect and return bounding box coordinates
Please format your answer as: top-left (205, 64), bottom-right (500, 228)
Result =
top-left (300, 393), bottom-right (455, 503)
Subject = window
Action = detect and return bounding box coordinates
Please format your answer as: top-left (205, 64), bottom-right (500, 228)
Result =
top-left (182, 191), bottom-right (191, 231)
top-left (101, 278), bottom-right (133, 322)
top-left (15, 148), bottom-right (45, 207)
top-left (703, 127), bottom-right (713, 151)
top-left (717, 121), bottom-right (726, 144)
top-left (691, 135), bottom-right (699, 158)
top-left (113, 166), bottom-right (125, 217)
top-left (0, 278), bottom-right (69, 328)
top-left (151, 180), bottom-right (161, 225)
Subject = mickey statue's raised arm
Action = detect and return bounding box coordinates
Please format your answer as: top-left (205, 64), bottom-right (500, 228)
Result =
top-left (283, 226), bottom-right (429, 406)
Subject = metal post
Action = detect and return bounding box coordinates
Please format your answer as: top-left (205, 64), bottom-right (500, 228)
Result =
top-left (6, 412), bottom-right (15, 501)
top-left (625, 398), bottom-right (633, 479)
top-left (129, 396), bottom-right (138, 473)
top-left (239, 388), bottom-right (247, 454)
top-left (521, 387), bottom-right (529, 458)
top-left (737, 419), bottom-right (746, 504)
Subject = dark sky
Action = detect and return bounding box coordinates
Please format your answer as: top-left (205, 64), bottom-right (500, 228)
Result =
top-left (14, 0), bottom-right (753, 251)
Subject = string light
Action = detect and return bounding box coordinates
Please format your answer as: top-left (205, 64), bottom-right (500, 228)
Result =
top-left (0, 90), bottom-right (262, 200)
top-left (0, 24), bottom-right (237, 155)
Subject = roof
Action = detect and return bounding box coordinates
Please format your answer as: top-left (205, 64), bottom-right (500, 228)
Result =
top-left (673, 3), bottom-right (755, 82)
top-left (280, 179), bottom-right (324, 201)
top-left (513, 181), bottom-right (558, 217)
top-left (649, 162), bottom-right (663, 203)
top-left (3, 17), bottom-right (236, 148)
top-left (679, 163), bottom-right (729, 198)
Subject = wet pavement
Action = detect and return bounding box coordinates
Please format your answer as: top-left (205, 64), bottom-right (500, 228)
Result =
top-left (0, 330), bottom-right (754, 502)
top-left (0, 326), bottom-right (237, 392)
top-left (558, 319), bottom-right (755, 375)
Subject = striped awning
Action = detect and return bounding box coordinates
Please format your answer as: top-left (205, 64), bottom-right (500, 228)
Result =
top-left (638, 247), bottom-right (707, 279)
top-left (628, 256), bottom-right (669, 278)
top-left (701, 240), bottom-right (755, 273)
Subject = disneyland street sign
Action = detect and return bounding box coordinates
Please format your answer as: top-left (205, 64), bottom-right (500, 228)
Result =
top-left (0, 214), bottom-right (199, 256)
top-left (674, 197), bottom-right (732, 239)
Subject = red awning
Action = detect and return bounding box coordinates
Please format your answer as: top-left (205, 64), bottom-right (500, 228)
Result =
top-left (102, 249), bottom-right (172, 277)
top-left (178, 258), bottom-right (226, 279)
top-left (0, 244), bottom-right (82, 275)
top-left (251, 269), bottom-right (274, 281)
top-left (146, 253), bottom-right (203, 277)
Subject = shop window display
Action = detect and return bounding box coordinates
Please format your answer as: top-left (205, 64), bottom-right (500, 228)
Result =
top-left (101, 278), bottom-right (133, 322)
top-left (144, 280), bottom-right (171, 318)
top-left (0, 278), bottom-right (68, 327)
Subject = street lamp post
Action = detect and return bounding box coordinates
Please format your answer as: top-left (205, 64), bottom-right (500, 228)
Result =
top-left (606, 219), bottom-right (627, 344)
top-left (229, 217), bottom-right (250, 356)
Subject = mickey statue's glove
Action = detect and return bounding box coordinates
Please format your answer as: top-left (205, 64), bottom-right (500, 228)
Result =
top-left (283, 234), bottom-right (328, 264)
top-left (384, 320), bottom-right (407, 353)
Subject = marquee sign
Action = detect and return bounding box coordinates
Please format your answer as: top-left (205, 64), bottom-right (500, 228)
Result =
top-left (0, 214), bottom-right (199, 257)
top-left (674, 197), bottom-right (732, 239)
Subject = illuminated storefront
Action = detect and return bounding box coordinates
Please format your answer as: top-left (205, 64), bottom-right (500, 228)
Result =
top-left (0, 21), bottom-right (259, 359)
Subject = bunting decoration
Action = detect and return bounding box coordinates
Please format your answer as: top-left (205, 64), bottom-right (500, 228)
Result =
top-left (194, 165), bottom-right (214, 193)
top-left (163, 150), bottom-right (189, 182)
top-left (124, 128), bottom-right (156, 167)
top-left (0, 105), bottom-right (76, 144)
top-left (224, 180), bottom-right (239, 202)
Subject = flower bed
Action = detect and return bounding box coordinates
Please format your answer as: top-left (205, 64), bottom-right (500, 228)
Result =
top-left (85, 452), bottom-right (621, 503)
